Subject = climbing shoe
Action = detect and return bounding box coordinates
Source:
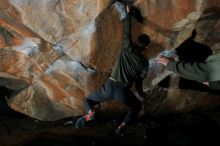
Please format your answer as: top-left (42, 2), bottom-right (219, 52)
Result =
top-left (75, 112), bottom-right (95, 128)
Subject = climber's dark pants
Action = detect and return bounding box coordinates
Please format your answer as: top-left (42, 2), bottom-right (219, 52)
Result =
top-left (84, 79), bottom-right (142, 124)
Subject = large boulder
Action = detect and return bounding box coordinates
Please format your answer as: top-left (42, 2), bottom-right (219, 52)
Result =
top-left (0, 0), bottom-right (220, 120)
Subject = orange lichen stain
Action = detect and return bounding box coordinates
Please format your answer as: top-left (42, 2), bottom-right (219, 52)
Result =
top-left (0, 35), bottom-right (22, 48)
top-left (0, 38), bottom-right (6, 48)
top-left (12, 37), bottom-right (22, 46)
top-left (40, 74), bottom-right (71, 101)
top-left (0, 0), bottom-right (22, 22)
top-left (0, 15), bottom-right (40, 40)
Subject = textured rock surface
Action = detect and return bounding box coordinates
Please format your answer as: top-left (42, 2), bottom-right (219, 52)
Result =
top-left (0, 0), bottom-right (220, 120)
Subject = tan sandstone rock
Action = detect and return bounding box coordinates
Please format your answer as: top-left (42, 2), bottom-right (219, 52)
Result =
top-left (0, 0), bottom-right (219, 120)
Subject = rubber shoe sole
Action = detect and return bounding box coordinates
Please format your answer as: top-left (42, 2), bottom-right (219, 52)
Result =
top-left (75, 116), bottom-right (86, 128)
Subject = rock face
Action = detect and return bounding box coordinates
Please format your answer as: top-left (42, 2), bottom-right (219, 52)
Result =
top-left (0, 0), bottom-right (220, 120)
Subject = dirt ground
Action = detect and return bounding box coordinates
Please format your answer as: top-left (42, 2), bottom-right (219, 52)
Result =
top-left (1, 96), bottom-right (220, 146)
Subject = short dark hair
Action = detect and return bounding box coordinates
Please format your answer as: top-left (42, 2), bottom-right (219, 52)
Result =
top-left (135, 34), bottom-right (150, 49)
